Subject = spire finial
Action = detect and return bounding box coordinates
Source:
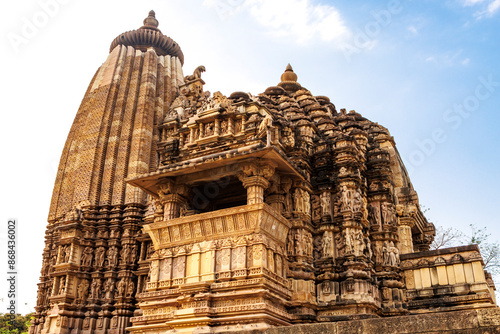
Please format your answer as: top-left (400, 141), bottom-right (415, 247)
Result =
top-left (279, 63), bottom-right (301, 93)
top-left (281, 63), bottom-right (298, 83)
top-left (143, 10), bottom-right (159, 29)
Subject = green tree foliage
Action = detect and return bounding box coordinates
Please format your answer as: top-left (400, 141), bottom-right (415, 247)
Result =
top-left (0, 313), bottom-right (32, 334)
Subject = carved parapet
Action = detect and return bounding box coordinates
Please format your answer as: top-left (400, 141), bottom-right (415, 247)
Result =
top-left (400, 245), bottom-right (496, 310)
top-left (144, 203), bottom-right (291, 250)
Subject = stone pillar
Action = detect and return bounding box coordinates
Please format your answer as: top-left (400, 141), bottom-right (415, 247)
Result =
top-left (158, 180), bottom-right (188, 220)
top-left (186, 244), bottom-right (201, 283)
top-left (200, 243), bottom-right (216, 282)
top-left (398, 220), bottom-right (414, 254)
top-left (238, 162), bottom-right (275, 205)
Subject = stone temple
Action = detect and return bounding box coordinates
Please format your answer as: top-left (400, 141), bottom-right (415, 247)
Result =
top-left (31, 11), bottom-right (499, 334)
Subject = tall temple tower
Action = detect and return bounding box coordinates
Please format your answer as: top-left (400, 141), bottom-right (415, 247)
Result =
top-left (32, 11), bottom-right (185, 334)
top-left (32, 11), bottom-right (497, 334)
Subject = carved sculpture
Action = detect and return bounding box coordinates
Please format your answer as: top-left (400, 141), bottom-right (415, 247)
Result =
top-left (90, 279), bottom-right (101, 299)
top-left (320, 192), bottom-right (331, 215)
top-left (81, 247), bottom-right (93, 266)
top-left (184, 65), bottom-right (205, 82)
top-left (107, 247), bottom-right (119, 267)
top-left (116, 278), bottom-right (127, 297)
top-left (58, 277), bottom-right (66, 295)
top-left (77, 279), bottom-right (89, 301)
top-left (104, 278), bottom-right (114, 299)
top-left (322, 231), bottom-right (333, 257)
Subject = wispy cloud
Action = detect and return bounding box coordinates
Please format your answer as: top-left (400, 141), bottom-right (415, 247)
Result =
top-left (204, 0), bottom-right (351, 46)
top-left (462, 0), bottom-right (486, 6)
top-left (245, 0), bottom-right (351, 44)
top-left (460, 0), bottom-right (500, 18)
top-left (425, 50), bottom-right (470, 67)
top-left (408, 25), bottom-right (419, 35)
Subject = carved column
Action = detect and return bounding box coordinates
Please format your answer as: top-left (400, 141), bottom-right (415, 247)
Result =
top-left (238, 163), bottom-right (275, 205)
top-left (397, 206), bottom-right (415, 255)
top-left (158, 179), bottom-right (188, 220)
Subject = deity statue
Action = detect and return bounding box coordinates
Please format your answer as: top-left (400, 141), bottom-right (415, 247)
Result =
top-left (320, 192), bottom-right (331, 215)
top-left (322, 231), bottom-right (333, 257)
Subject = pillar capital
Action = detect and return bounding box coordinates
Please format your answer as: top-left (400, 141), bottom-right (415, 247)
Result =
top-left (237, 162), bottom-right (276, 205)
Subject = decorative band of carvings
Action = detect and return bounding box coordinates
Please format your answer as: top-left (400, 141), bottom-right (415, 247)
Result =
top-left (145, 203), bottom-right (291, 249)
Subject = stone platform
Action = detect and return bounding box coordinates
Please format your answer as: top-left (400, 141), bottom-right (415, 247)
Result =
top-left (225, 307), bottom-right (500, 334)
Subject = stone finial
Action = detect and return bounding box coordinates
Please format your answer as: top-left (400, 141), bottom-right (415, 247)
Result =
top-left (281, 63), bottom-right (298, 82)
top-left (278, 63), bottom-right (301, 93)
top-left (143, 10), bottom-right (159, 29)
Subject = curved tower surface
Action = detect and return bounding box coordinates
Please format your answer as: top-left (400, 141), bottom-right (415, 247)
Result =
top-left (32, 11), bottom-right (497, 334)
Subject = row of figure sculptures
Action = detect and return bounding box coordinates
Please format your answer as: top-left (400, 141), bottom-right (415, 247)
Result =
top-left (50, 277), bottom-right (136, 300)
top-left (57, 245), bottom-right (139, 268)
top-left (287, 229), bottom-right (399, 267)
top-left (282, 186), bottom-right (398, 224)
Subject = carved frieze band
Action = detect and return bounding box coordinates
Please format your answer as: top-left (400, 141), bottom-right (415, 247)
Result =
top-left (144, 203), bottom-right (291, 249)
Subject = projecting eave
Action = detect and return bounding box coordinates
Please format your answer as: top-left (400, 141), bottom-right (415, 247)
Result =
top-left (126, 145), bottom-right (307, 197)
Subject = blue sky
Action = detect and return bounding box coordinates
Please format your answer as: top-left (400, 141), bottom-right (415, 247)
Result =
top-left (0, 0), bottom-right (499, 311)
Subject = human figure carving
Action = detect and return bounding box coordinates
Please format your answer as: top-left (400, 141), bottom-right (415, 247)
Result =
top-left (303, 191), bottom-right (311, 215)
top-left (305, 233), bottom-right (313, 257)
top-left (322, 231), bottom-right (333, 257)
top-left (355, 231), bottom-right (366, 256)
top-left (104, 278), bottom-right (114, 299)
top-left (341, 185), bottom-right (353, 211)
top-left (58, 277), bottom-right (66, 295)
top-left (294, 188), bottom-right (302, 212)
top-left (59, 246), bottom-right (66, 264)
top-left (352, 190), bottom-right (362, 212)
top-left (64, 245), bottom-right (71, 263)
top-left (382, 202), bottom-right (396, 225)
top-left (107, 247), bottom-right (118, 267)
top-left (294, 231), bottom-right (303, 256)
top-left (95, 247), bottom-right (106, 267)
top-left (120, 245), bottom-right (131, 265)
top-left (81, 247), bottom-right (93, 266)
top-left (77, 279), bottom-right (89, 301)
top-left (90, 279), bottom-right (101, 299)
top-left (364, 236), bottom-right (373, 260)
top-left (344, 229), bottom-right (354, 255)
top-left (382, 242), bottom-right (389, 266)
top-left (126, 281), bottom-right (135, 298)
top-left (320, 192), bottom-right (331, 215)
top-left (287, 232), bottom-right (294, 255)
top-left (369, 203), bottom-right (381, 225)
top-left (130, 245), bottom-right (138, 264)
top-left (116, 278), bottom-right (126, 297)
top-left (313, 235), bottom-right (322, 260)
top-left (387, 241), bottom-right (399, 266)
top-left (281, 127), bottom-right (295, 149)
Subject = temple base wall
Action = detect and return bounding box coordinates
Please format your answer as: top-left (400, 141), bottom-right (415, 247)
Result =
top-left (224, 307), bottom-right (500, 334)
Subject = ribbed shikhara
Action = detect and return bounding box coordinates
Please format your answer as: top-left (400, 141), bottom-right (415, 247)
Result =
top-left (31, 38), bottom-right (184, 334)
top-left (48, 45), bottom-right (184, 221)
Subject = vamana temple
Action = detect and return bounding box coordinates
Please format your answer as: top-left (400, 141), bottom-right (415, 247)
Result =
top-left (31, 11), bottom-right (500, 334)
